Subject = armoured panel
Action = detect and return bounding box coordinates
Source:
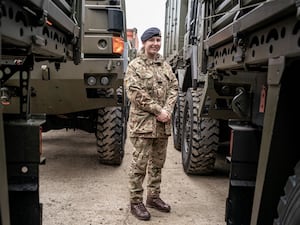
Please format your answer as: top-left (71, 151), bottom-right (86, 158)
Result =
top-left (163, 0), bottom-right (188, 59)
top-left (4, 59), bottom-right (124, 114)
top-left (84, 7), bottom-right (109, 33)
top-left (0, 0), bottom-right (78, 60)
top-left (83, 4), bottom-right (124, 54)
top-left (83, 35), bottom-right (113, 54)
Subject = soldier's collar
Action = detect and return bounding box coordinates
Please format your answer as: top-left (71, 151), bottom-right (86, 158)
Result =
top-left (141, 53), bottom-right (163, 65)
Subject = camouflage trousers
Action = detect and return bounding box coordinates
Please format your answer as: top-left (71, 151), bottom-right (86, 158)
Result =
top-left (128, 137), bottom-right (168, 203)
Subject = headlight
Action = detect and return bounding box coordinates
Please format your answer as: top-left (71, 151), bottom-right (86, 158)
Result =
top-left (87, 76), bottom-right (97, 86)
top-left (100, 76), bottom-right (110, 85)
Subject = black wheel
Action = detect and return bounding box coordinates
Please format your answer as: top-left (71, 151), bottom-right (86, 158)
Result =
top-left (181, 88), bottom-right (219, 175)
top-left (172, 90), bottom-right (185, 151)
top-left (96, 107), bottom-right (125, 165)
top-left (274, 160), bottom-right (300, 225)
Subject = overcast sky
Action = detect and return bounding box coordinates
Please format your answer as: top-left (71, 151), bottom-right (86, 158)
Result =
top-left (125, 0), bottom-right (166, 52)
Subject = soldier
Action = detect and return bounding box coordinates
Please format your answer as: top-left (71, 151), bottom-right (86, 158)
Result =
top-left (124, 27), bottom-right (179, 221)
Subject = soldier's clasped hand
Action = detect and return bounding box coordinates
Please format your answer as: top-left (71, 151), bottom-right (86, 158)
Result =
top-left (156, 109), bottom-right (170, 123)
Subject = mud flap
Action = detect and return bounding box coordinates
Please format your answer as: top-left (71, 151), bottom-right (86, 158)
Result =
top-left (225, 122), bottom-right (261, 225)
top-left (4, 116), bottom-right (45, 225)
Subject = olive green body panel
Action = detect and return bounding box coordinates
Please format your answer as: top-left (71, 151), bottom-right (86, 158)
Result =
top-left (82, 1), bottom-right (125, 55)
top-left (4, 58), bottom-right (124, 114)
top-left (163, 0), bottom-right (187, 63)
top-left (2, 0), bottom-right (128, 116)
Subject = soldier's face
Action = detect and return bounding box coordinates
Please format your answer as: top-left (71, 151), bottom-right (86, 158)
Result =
top-left (144, 36), bottom-right (161, 58)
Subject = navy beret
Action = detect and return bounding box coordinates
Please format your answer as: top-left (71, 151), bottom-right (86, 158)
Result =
top-left (141, 27), bottom-right (161, 42)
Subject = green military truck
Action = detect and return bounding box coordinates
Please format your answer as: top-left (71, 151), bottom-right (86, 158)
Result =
top-left (4, 0), bottom-right (128, 165)
top-left (164, 0), bottom-right (298, 224)
top-left (0, 0), bottom-right (129, 224)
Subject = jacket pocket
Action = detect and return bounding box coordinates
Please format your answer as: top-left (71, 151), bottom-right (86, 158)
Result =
top-left (136, 69), bottom-right (154, 90)
top-left (165, 121), bottom-right (171, 136)
top-left (129, 110), bottom-right (153, 134)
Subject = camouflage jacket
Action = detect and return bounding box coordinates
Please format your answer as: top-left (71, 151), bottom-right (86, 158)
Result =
top-left (124, 51), bottom-right (178, 138)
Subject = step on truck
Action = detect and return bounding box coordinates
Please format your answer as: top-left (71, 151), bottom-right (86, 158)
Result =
top-left (0, 0), bottom-right (129, 224)
top-left (164, 0), bottom-right (299, 224)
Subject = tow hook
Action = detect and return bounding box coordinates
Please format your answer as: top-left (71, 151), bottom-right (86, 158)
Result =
top-left (232, 87), bottom-right (250, 118)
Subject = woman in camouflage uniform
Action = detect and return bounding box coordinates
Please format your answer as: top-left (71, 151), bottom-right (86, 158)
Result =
top-left (124, 27), bottom-right (178, 221)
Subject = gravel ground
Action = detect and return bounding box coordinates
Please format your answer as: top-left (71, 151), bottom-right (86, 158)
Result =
top-left (40, 129), bottom-right (229, 225)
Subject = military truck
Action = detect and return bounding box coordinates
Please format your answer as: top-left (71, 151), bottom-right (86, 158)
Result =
top-left (164, 0), bottom-right (299, 224)
top-left (4, 0), bottom-right (128, 165)
top-left (127, 27), bottom-right (139, 60)
top-left (0, 0), bottom-right (129, 224)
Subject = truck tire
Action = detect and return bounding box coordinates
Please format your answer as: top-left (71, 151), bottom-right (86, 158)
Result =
top-left (181, 88), bottom-right (219, 175)
top-left (274, 160), bottom-right (300, 225)
top-left (172, 90), bottom-right (185, 151)
top-left (96, 107), bottom-right (125, 165)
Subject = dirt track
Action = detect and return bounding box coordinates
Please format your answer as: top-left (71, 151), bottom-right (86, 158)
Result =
top-left (40, 129), bottom-right (229, 225)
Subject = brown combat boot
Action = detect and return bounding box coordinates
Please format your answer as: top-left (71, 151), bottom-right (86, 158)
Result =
top-left (146, 197), bottom-right (171, 213)
top-left (130, 202), bottom-right (151, 221)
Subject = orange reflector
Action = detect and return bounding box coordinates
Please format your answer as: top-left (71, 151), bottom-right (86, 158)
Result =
top-left (1, 101), bottom-right (10, 106)
top-left (46, 20), bottom-right (53, 26)
top-left (112, 37), bottom-right (124, 55)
